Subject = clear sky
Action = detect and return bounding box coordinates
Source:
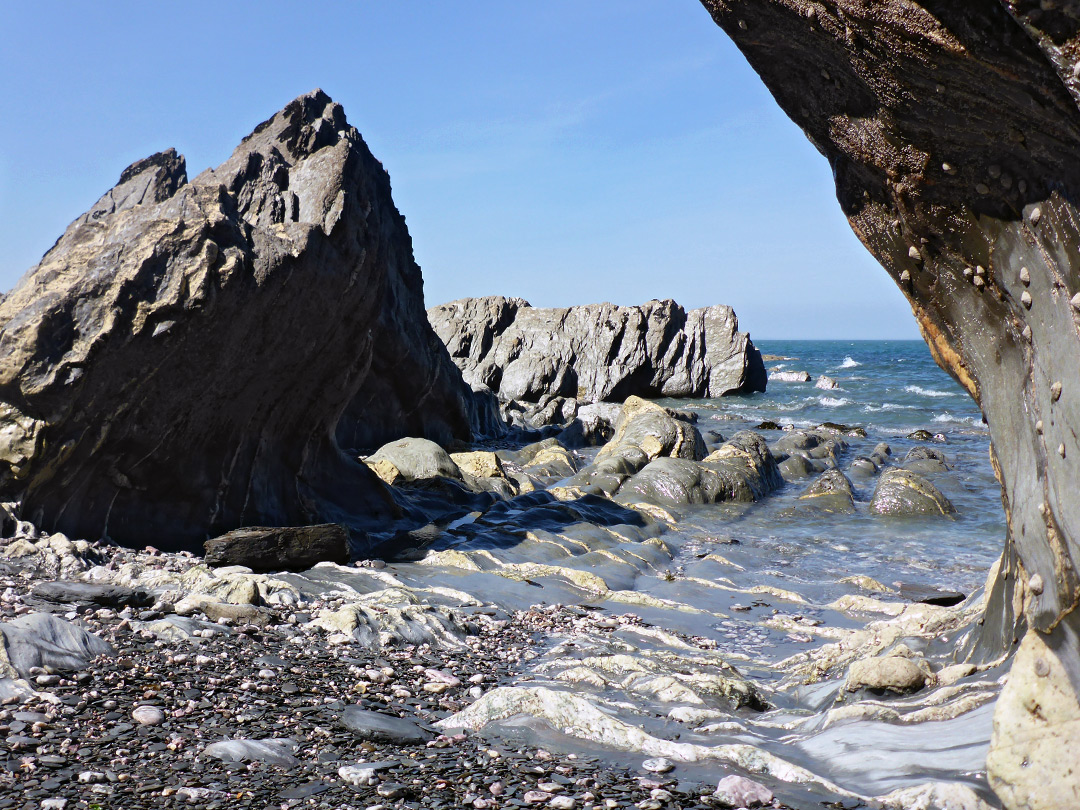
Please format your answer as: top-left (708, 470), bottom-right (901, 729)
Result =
top-left (0, 1), bottom-right (918, 340)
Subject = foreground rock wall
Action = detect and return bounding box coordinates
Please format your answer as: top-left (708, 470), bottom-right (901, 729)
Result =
top-left (699, 1), bottom-right (1080, 804)
top-left (0, 90), bottom-right (482, 551)
top-left (428, 296), bottom-right (766, 404)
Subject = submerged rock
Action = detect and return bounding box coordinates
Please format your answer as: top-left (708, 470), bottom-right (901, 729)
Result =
top-left (0, 90), bottom-right (486, 551)
top-left (845, 655), bottom-right (927, 695)
top-left (798, 469), bottom-right (856, 513)
top-left (203, 524), bottom-right (350, 572)
top-left (428, 297), bottom-right (766, 403)
top-left (903, 445), bottom-right (950, 473)
top-left (768, 369), bottom-right (811, 383)
top-left (870, 469), bottom-right (955, 517)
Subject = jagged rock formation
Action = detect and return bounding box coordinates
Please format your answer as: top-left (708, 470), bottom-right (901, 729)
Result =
top-left (428, 297), bottom-right (766, 404)
top-left (700, 1), bottom-right (1080, 805)
top-left (0, 90), bottom-right (487, 552)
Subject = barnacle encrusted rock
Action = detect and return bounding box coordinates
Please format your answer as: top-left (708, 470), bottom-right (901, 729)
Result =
top-left (700, 2), bottom-right (1080, 804)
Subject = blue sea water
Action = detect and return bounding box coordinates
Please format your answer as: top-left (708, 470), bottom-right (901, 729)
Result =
top-left (663, 339), bottom-right (1004, 607)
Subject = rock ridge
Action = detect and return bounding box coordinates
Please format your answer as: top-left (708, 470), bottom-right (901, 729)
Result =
top-left (428, 296), bottom-right (766, 404)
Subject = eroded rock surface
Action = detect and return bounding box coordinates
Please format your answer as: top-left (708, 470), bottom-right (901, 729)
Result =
top-left (203, 524), bottom-right (350, 572)
top-left (428, 297), bottom-right (766, 403)
top-left (0, 90), bottom-right (487, 551)
top-left (700, 1), bottom-right (1080, 803)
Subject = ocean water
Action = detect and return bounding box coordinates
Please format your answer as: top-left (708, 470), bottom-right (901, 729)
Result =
top-left (674, 339), bottom-right (1006, 603)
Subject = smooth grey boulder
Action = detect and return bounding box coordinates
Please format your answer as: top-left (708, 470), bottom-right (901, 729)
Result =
top-left (848, 456), bottom-right (880, 478)
top-left (870, 442), bottom-right (892, 467)
top-left (203, 738), bottom-right (299, 767)
top-left (798, 469), bottom-right (856, 513)
top-left (497, 438), bottom-right (579, 482)
top-left (429, 297), bottom-right (766, 403)
top-left (365, 438), bottom-right (463, 484)
top-left (0, 613), bottom-right (112, 678)
top-left (0, 90), bottom-right (488, 552)
top-left (870, 469), bottom-right (955, 517)
top-left (779, 453), bottom-right (816, 480)
top-left (903, 445), bottom-right (949, 473)
top-left (339, 706), bottom-right (432, 744)
top-left (772, 428), bottom-right (848, 481)
top-left (203, 524), bottom-right (350, 572)
top-left (845, 656), bottom-right (927, 695)
top-left (701, 431), bottom-right (784, 500)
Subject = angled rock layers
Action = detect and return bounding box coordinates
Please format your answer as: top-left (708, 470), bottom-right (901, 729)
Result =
top-left (428, 297), bottom-right (766, 404)
top-left (0, 90), bottom-right (482, 551)
top-left (700, 1), bottom-right (1080, 805)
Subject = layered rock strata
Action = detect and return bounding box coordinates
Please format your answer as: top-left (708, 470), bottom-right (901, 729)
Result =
top-left (0, 90), bottom-right (486, 551)
top-left (700, 1), bottom-right (1080, 804)
top-left (428, 297), bottom-right (767, 404)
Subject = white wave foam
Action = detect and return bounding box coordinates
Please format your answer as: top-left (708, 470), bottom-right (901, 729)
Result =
top-left (904, 385), bottom-right (953, 398)
top-left (819, 396), bottom-right (851, 407)
top-left (862, 403), bottom-right (918, 412)
top-left (839, 356), bottom-right (860, 368)
top-left (932, 412), bottom-right (980, 425)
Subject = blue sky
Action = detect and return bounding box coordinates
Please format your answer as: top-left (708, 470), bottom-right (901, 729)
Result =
top-left (0, 1), bottom-right (918, 339)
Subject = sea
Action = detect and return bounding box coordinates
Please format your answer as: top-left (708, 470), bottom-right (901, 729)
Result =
top-left (694, 338), bottom-right (1005, 603)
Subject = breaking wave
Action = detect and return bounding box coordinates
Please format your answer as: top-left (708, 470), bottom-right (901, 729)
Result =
top-left (905, 385), bottom-right (954, 398)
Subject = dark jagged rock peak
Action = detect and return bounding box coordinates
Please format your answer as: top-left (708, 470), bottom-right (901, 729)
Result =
top-left (0, 89), bottom-right (488, 552)
top-left (428, 296), bottom-right (766, 404)
top-left (700, 1), bottom-right (1080, 804)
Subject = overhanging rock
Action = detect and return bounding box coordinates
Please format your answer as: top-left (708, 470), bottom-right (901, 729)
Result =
top-left (699, 2), bottom-right (1080, 805)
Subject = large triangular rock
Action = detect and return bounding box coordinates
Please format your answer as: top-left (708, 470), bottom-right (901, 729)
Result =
top-left (0, 90), bottom-right (486, 551)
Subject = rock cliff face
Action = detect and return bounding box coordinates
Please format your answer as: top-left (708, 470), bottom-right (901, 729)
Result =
top-left (699, 1), bottom-right (1080, 805)
top-left (0, 90), bottom-right (483, 552)
top-left (428, 297), bottom-right (766, 404)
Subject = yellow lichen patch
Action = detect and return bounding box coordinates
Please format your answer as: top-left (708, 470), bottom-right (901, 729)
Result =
top-left (451, 450), bottom-right (506, 479)
top-left (414, 549), bottom-right (483, 571)
top-left (912, 304), bottom-right (978, 401)
top-left (364, 458), bottom-right (403, 486)
top-left (839, 575), bottom-right (895, 594)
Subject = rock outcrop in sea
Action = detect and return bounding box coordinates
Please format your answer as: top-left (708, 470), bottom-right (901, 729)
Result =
top-left (702, 2), bottom-right (1080, 805)
top-left (428, 296), bottom-right (767, 406)
top-left (0, 90), bottom-right (489, 552)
